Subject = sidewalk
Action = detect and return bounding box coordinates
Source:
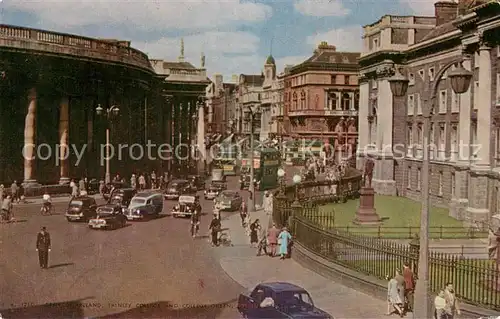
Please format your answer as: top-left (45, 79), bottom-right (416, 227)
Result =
top-left (215, 210), bottom-right (388, 318)
top-left (14, 194), bottom-right (102, 206)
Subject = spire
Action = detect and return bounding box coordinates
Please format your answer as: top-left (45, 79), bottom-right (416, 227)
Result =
top-left (178, 38), bottom-right (185, 62)
top-left (201, 51), bottom-right (205, 68)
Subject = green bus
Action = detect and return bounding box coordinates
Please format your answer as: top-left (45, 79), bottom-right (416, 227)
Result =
top-left (240, 147), bottom-right (281, 190)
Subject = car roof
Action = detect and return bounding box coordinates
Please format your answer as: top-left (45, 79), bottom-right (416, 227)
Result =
top-left (133, 191), bottom-right (162, 198)
top-left (258, 282), bottom-right (307, 293)
top-left (98, 204), bottom-right (118, 209)
top-left (71, 196), bottom-right (93, 201)
top-left (221, 190), bottom-right (238, 195)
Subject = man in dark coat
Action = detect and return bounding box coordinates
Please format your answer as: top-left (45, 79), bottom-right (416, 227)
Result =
top-left (36, 227), bottom-right (51, 269)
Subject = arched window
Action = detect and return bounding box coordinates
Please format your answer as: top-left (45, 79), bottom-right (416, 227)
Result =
top-left (292, 92), bottom-right (298, 110)
top-left (341, 93), bottom-right (352, 110)
top-left (300, 91), bottom-right (306, 109)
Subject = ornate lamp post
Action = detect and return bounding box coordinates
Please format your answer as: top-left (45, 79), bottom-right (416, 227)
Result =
top-left (277, 168), bottom-right (286, 193)
top-left (388, 61), bottom-right (472, 319)
top-left (290, 174), bottom-right (302, 229)
top-left (245, 105), bottom-right (260, 211)
top-left (96, 104), bottom-right (120, 184)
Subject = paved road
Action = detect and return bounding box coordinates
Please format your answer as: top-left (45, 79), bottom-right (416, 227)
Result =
top-left (0, 176), bottom-right (254, 319)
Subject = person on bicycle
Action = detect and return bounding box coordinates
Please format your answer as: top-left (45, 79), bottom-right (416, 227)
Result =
top-left (42, 191), bottom-right (52, 214)
top-left (190, 209), bottom-right (200, 238)
top-left (1, 195), bottom-right (13, 221)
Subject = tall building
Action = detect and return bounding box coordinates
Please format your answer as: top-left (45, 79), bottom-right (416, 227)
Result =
top-left (357, 0), bottom-right (500, 223)
top-left (205, 74), bottom-right (237, 137)
top-left (262, 55), bottom-right (285, 140)
top-left (237, 73), bottom-right (264, 139)
top-left (284, 42), bottom-right (360, 162)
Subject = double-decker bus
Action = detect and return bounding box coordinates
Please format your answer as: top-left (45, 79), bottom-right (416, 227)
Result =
top-left (240, 147), bottom-right (281, 190)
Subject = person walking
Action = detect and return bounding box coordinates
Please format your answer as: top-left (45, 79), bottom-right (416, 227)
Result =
top-left (10, 181), bottom-right (19, 203)
top-left (256, 227), bottom-right (268, 256)
top-left (395, 269), bottom-right (405, 313)
top-left (267, 222), bottom-right (279, 257)
top-left (98, 180), bottom-right (105, 197)
top-left (70, 180), bottom-right (78, 199)
top-left (249, 219), bottom-right (260, 248)
top-left (151, 171), bottom-right (157, 189)
top-left (403, 262), bottom-right (415, 313)
top-left (36, 227), bottom-right (51, 269)
top-left (434, 289), bottom-right (447, 319)
top-left (130, 174), bottom-right (137, 190)
top-left (78, 178), bottom-right (85, 193)
top-left (208, 213), bottom-right (221, 247)
top-left (1, 195), bottom-right (13, 221)
top-left (443, 282), bottom-right (460, 319)
top-left (240, 201), bottom-right (248, 227)
top-left (138, 174), bottom-right (146, 190)
top-left (385, 273), bottom-right (404, 317)
top-left (277, 227), bottom-right (292, 260)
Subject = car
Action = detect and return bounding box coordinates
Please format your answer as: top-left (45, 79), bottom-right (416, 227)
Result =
top-left (204, 185), bottom-right (220, 200)
top-left (102, 181), bottom-right (129, 200)
top-left (125, 192), bottom-right (164, 220)
top-left (187, 175), bottom-right (205, 190)
top-left (108, 188), bottom-right (137, 209)
top-left (88, 204), bottom-right (127, 230)
top-left (65, 196), bottom-right (97, 222)
top-left (237, 282), bottom-right (331, 319)
top-left (214, 190), bottom-right (242, 211)
top-left (171, 194), bottom-right (201, 218)
top-left (164, 179), bottom-right (190, 200)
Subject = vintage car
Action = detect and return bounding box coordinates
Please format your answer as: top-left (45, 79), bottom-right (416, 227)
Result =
top-left (204, 184), bottom-right (221, 200)
top-left (237, 282), bottom-right (331, 319)
top-left (171, 194), bottom-right (201, 218)
top-left (125, 192), bottom-right (164, 220)
top-left (108, 188), bottom-right (136, 209)
top-left (187, 174), bottom-right (205, 190)
top-left (88, 204), bottom-right (127, 230)
top-left (65, 196), bottom-right (97, 222)
top-left (214, 190), bottom-right (243, 211)
top-left (102, 181), bottom-right (129, 200)
top-left (164, 179), bottom-right (191, 200)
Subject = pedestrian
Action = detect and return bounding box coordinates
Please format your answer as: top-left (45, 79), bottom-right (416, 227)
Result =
top-left (240, 201), bottom-right (248, 227)
top-left (256, 228), bottom-right (268, 256)
top-left (250, 219), bottom-right (260, 247)
top-left (403, 262), bottom-right (415, 312)
top-left (130, 174), bottom-right (137, 190)
top-left (151, 171), bottom-right (157, 189)
top-left (385, 273), bottom-right (404, 317)
top-left (277, 227), bottom-right (292, 260)
top-left (267, 222), bottom-right (279, 257)
top-left (98, 180), bottom-right (105, 197)
top-left (209, 213), bottom-right (221, 246)
top-left (434, 289), bottom-right (446, 319)
top-left (78, 178), bottom-right (85, 192)
top-left (0, 184), bottom-right (4, 202)
top-left (395, 269), bottom-right (405, 312)
top-left (1, 195), bottom-right (13, 221)
top-left (70, 180), bottom-right (78, 199)
top-left (443, 282), bottom-right (460, 319)
top-left (138, 174), bottom-right (146, 190)
top-left (10, 181), bottom-right (18, 203)
top-left (36, 226), bottom-right (51, 269)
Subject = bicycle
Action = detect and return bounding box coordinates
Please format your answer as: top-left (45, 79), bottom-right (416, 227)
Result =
top-left (40, 204), bottom-right (52, 216)
top-left (190, 222), bottom-right (200, 238)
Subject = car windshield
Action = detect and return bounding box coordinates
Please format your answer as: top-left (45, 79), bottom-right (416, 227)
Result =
top-left (110, 197), bottom-right (122, 205)
top-left (69, 200), bottom-right (83, 207)
top-left (276, 291), bottom-right (313, 310)
top-left (129, 198), bottom-right (146, 207)
top-left (220, 191), bottom-right (236, 198)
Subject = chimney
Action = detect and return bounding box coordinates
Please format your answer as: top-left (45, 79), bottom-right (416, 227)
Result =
top-left (457, 0), bottom-right (470, 15)
top-left (434, 1), bottom-right (458, 26)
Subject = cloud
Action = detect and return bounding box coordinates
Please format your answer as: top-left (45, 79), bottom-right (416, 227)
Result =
top-left (5, 0), bottom-right (273, 30)
top-left (399, 0), bottom-right (435, 16)
top-left (294, 0), bottom-right (350, 17)
top-left (307, 25), bottom-right (363, 52)
top-left (133, 31), bottom-right (265, 80)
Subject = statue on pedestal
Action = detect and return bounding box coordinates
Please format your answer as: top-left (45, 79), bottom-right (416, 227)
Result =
top-left (362, 156), bottom-right (374, 188)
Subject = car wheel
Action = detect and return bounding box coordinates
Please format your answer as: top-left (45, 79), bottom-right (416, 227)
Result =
top-left (66, 217), bottom-right (72, 222)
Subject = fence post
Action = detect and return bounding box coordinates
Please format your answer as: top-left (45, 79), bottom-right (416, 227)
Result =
top-left (377, 226), bottom-right (381, 239)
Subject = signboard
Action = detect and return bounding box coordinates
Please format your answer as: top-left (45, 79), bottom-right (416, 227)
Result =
top-left (264, 160), bottom-right (279, 166)
top-left (241, 159), bottom-right (260, 168)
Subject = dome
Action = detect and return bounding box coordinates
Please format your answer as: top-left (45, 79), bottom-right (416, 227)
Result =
top-left (265, 55), bottom-right (275, 65)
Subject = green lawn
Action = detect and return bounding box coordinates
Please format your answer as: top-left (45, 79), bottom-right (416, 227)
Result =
top-left (316, 195), bottom-right (486, 239)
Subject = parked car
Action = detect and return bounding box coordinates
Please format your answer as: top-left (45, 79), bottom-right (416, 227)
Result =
top-left (171, 194), bottom-right (201, 218)
top-left (65, 196), bottom-right (97, 222)
top-left (88, 204), bottom-right (127, 230)
top-left (108, 188), bottom-right (136, 209)
top-left (187, 174), bottom-right (205, 190)
top-left (237, 282), bottom-right (331, 319)
top-left (125, 192), bottom-right (164, 220)
top-left (164, 179), bottom-right (190, 200)
top-left (214, 190), bottom-right (242, 211)
top-left (102, 181), bottom-right (129, 200)
top-left (204, 184), bottom-right (220, 200)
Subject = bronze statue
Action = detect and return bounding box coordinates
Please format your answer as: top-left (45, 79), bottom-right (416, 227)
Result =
top-left (362, 156), bottom-right (374, 188)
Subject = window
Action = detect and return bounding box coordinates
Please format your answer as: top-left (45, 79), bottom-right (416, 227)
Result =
top-left (417, 168), bottom-right (421, 190)
top-left (329, 92), bottom-right (338, 110)
top-left (300, 91), bottom-right (306, 109)
top-left (451, 172), bottom-right (456, 197)
top-left (407, 167), bottom-right (412, 189)
top-left (373, 38), bottom-right (379, 48)
top-left (407, 125), bottom-right (413, 155)
top-left (292, 92), bottom-right (298, 110)
top-left (344, 75), bottom-right (350, 85)
top-left (372, 79), bottom-right (378, 89)
top-left (331, 75), bottom-right (337, 84)
top-left (407, 94), bottom-right (414, 115)
top-left (438, 171), bottom-right (443, 196)
top-left (418, 69), bottom-right (425, 80)
top-left (429, 67), bottom-right (435, 81)
top-left (341, 93), bottom-right (352, 110)
top-left (438, 123), bottom-right (446, 160)
top-left (451, 125), bottom-right (458, 161)
top-left (439, 90), bottom-right (447, 113)
top-left (473, 81), bottom-right (479, 110)
top-left (415, 93), bottom-right (422, 114)
top-left (409, 73), bottom-right (415, 86)
top-left (450, 90), bottom-right (459, 113)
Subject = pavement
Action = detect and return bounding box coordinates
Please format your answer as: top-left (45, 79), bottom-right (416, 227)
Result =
top-left (213, 209), bottom-right (390, 319)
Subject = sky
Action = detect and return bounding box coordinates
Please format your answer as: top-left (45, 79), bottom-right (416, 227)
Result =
top-left (0, 0), bottom-right (437, 81)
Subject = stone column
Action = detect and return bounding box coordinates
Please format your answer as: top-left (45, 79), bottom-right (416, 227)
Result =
top-left (450, 59), bottom-right (472, 220)
top-left (357, 81), bottom-right (369, 169)
top-left (58, 97), bottom-right (70, 184)
top-left (466, 43), bottom-right (492, 224)
top-left (23, 88), bottom-right (38, 186)
top-left (197, 102), bottom-right (206, 174)
top-left (373, 77), bottom-right (396, 195)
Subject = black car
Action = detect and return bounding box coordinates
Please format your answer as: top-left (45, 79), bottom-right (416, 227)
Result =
top-left (108, 188), bottom-right (137, 208)
top-left (65, 196), bottom-right (97, 222)
top-left (88, 204), bottom-right (127, 230)
top-left (164, 179), bottom-right (190, 200)
top-left (102, 181), bottom-right (129, 200)
top-left (187, 175), bottom-right (205, 190)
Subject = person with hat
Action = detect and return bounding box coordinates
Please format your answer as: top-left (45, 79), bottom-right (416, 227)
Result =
top-left (277, 227), bottom-right (292, 260)
top-left (36, 227), bottom-right (51, 269)
top-left (208, 213), bottom-right (221, 246)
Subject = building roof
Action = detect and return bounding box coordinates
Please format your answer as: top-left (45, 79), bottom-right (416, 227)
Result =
top-left (265, 55), bottom-right (276, 65)
top-left (162, 61), bottom-right (197, 69)
top-left (240, 74), bottom-right (264, 86)
top-left (289, 42), bottom-right (360, 74)
top-left (420, 21), bottom-right (457, 42)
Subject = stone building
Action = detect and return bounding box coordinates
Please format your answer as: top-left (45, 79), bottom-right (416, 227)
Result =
top-left (357, 0), bottom-right (500, 223)
top-left (236, 73), bottom-right (264, 140)
top-left (261, 55), bottom-right (286, 139)
top-left (284, 42), bottom-right (360, 162)
top-left (205, 74), bottom-right (237, 136)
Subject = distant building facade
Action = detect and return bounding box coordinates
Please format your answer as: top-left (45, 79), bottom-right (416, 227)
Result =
top-left (357, 0), bottom-right (500, 223)
top-left (261, 55), bottom-right (285, 140)
top-left (237, 73), bottom-right (264, 139)
top-left (205, 74), bottom-right (237, 136)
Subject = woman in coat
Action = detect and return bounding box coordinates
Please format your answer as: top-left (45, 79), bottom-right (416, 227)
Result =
top-left (249, 219), bottom-right (260, 247)
top-left (386, 273), bottom-right (404, 317)
top-left (277, 227), bottom-right (292, 260)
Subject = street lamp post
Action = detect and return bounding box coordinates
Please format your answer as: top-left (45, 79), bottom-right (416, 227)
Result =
top-left (96, 104), bottom-right (120, 184)
top-left (290, 174), bottom-right (302, 229)
top-left (277, 168), bottom-right (286, 194)
top-left (388, 60), bottom-right (472, 319)
top-left (246, 105), bottom-right (259, 212)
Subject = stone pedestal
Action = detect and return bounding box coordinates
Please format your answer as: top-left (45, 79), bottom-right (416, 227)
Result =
top-left (354, 187), bottom-right (382, 225)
